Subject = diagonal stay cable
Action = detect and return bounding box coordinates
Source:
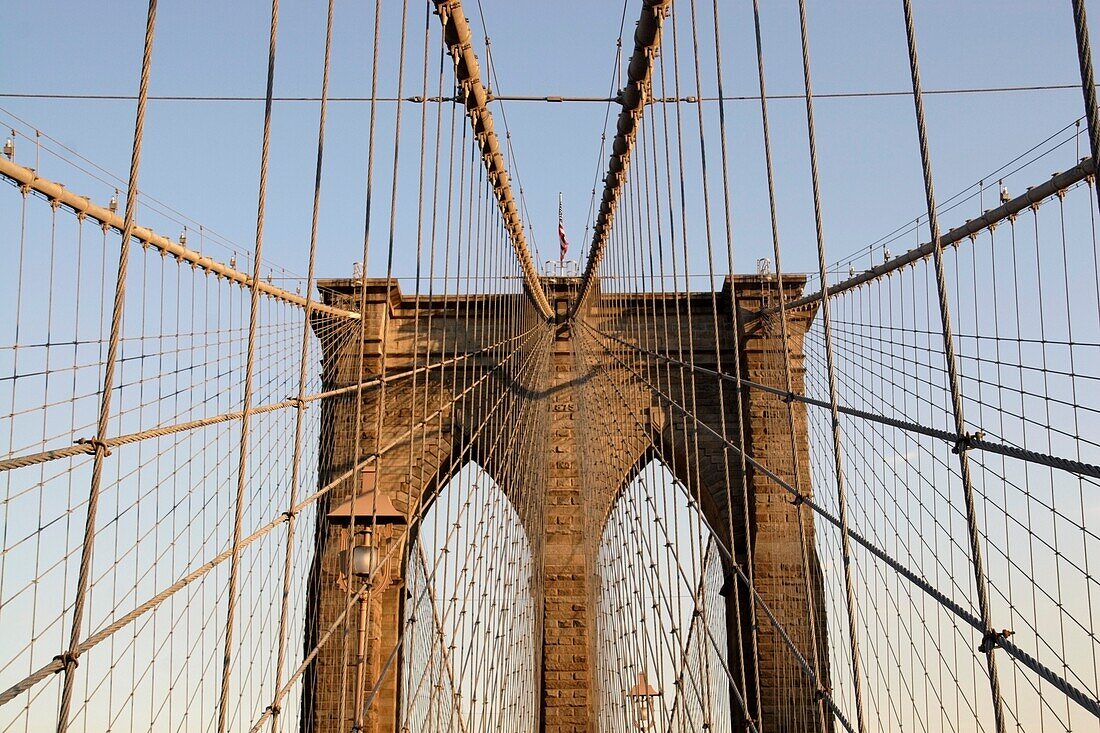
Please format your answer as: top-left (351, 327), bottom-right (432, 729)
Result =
top-left (582, 321), bottom-right (1100, 481)
top-left (573, 325), bottom-right (858, 733)
top-left (0, 326), bottom-right (550, 710)
top-left (580, 322), bottom-right (1100, 721)
top-left (248, 327), bottom-right (552, 730)
top-left (0, 326), bottom-right (539, 473)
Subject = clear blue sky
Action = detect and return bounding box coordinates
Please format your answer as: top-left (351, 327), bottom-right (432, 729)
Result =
top-left (1, 0), bottom-right (1096, 284)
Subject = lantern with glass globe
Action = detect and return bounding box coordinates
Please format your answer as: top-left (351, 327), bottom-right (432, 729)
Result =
top-left (326, 467), bottom-right (406, 732)
top-left (626, 671), bottom-right (660, 731)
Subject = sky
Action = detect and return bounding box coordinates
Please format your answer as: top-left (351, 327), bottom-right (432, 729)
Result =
top-left (1, 2), bottom-right (1099, 730)
top-left (1, 1), bottom-right (1097, 286)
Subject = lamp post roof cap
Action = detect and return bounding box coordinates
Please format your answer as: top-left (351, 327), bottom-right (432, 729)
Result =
top-left (327, 485), bottom-right (405, 526)
top-left (628, 672), bottom-right (658, 697)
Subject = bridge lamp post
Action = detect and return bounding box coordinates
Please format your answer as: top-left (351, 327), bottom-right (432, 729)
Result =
top-left (327, 468), bottom-right (406, 733)
top-left (348, 536), bottom-right (375, 733)
top-left (626, 671), bottom-right (660, 731)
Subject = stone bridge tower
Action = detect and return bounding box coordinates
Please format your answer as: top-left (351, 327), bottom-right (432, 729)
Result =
top-left (302, 275), bottom-right (827, 733)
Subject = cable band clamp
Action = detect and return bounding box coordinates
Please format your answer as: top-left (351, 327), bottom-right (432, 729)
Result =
top-left (75, 437), bottom-right (112, 456)
top-left (978, 628), bottom-right (1013, 654)
top-left (53, 652), bottom-right (79, 672)
top-left (952, 430), bottom-right (985, 455)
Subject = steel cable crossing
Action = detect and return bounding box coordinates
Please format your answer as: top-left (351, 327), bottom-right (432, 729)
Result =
top-left (0, 0), bottom-right (548, 728)
top-left (54, 2), bottom-right (159, 730)
top-left (0, 0), bottom-right (1099, 731)
top-left (577, 0), bottom-right (1100, 730)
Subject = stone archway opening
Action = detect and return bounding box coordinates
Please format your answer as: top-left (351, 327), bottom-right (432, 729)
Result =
top-left (594, 457), bottom-right (734, 732)
top-left (400, 460), bottom-right (537, 732)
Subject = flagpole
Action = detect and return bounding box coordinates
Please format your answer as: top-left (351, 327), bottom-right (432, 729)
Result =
top-left (558, 191), bottom-right (567, 265)
top-left (558, 192), bottom-right (565, 265)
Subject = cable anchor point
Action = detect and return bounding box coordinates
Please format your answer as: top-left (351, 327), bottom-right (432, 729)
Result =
top-left (979, 628), bottom-right (1013, 654)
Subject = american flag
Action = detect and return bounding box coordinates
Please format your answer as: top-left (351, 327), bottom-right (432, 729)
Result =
top-left (558, 193), bottom-right (569, 263)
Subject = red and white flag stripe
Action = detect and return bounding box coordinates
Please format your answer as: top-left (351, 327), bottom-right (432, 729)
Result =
top-left (558, 193), bottom-right (569, 263)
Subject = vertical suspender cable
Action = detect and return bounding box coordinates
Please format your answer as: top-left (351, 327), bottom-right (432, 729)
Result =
top-left (898, 2), bottom-right (1007, 731)
top-left (55, 2), bottom-right (159, 730)
top-left (432, 0), bottom-right (551, 318)
top-left (746, 1), bottom-right (828, 728)
top-left (353, 0), bottom-right (409, 726)
top-left (339, 0), bottom-right (385, 722)
top-left (795, 1), bottom-right (868, 730)
top-left (1071, 0), bottom-right (1100, 219)
top-left (268, 1), bottom-right (334, 730)
top-left (218, 2), bottom-right (279, 730)
top-left (401, 3), bottom-right (432, 724)
top-left (683, 0), bottom-right (758, 724)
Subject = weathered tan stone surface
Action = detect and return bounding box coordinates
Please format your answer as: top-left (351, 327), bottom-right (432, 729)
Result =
top-left (304, 276), bottom-right (828, 732)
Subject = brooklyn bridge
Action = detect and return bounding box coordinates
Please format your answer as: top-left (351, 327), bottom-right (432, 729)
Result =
top-left (0, 0), bottom-right (1098, 731)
